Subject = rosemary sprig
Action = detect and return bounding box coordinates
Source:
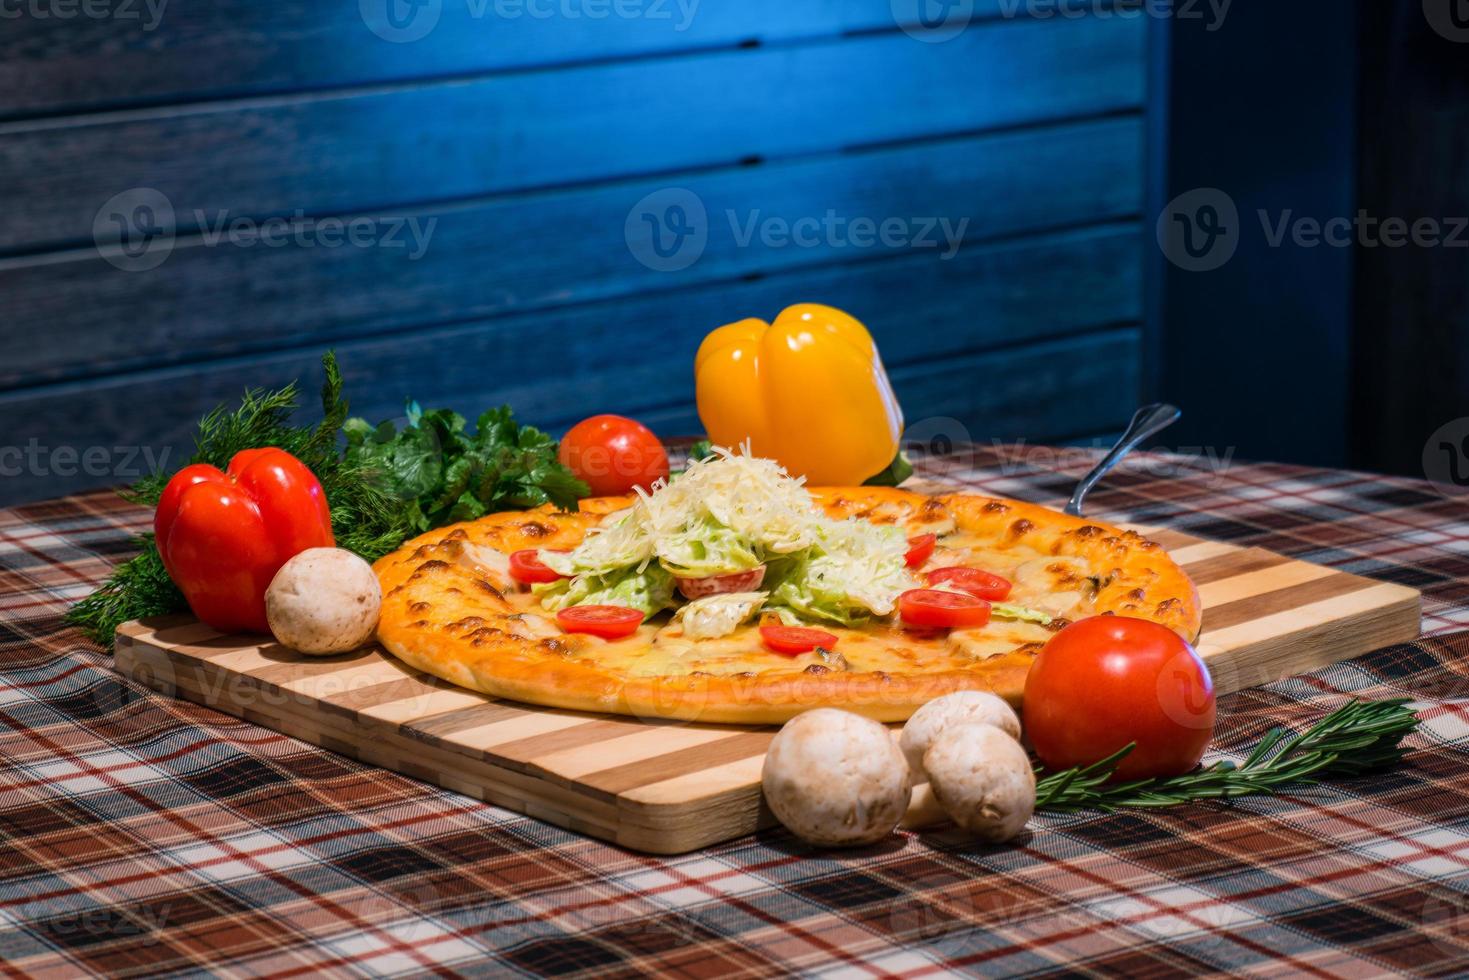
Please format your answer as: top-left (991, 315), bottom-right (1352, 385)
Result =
top-left (1035, 698), bottom-right (1419, 812)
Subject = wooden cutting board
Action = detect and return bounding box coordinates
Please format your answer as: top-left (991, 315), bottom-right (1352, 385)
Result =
top-left (115, 526), bottom-right (1421, 854)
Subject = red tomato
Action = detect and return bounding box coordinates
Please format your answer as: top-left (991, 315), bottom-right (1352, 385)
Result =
top-left (676, 566), bottom-right (766, 599)
top-left (925, 567), bottom-right (1013, 602)
top-left (898, 589), bottom-right (991, 629)
top-left (555, 605), bottom-right (644, 639)
top-left (904, 533), bottom-right (937, 568)
top-left (1024, 616), bottom-right (1216, 781)
top-left (509, 549), bottom-right (567, 585)
top-left (760, 625), bottom-right (839, 655)
top-left (558, 415), bottom-right (670, 496)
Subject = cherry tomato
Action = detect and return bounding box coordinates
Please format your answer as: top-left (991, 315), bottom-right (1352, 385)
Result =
top-left (760, 625), bottom-right (839, 655)
top-left (509, 549), bottom-right (567, 585)
top-left (677, 566), bottom-right (766, 599)
top-left (555, 605), bottom-right (644, 639)
top-left (1024, 616), bottom-right (1215, 781)
top-left (905, 533), bottom-right (937, 568)
top-left (898, 589), bottom-right (991, 629)
top-left (558, 414), bottom-right (670, 497)
top-left (925, 567), bottom-right (1013, 602)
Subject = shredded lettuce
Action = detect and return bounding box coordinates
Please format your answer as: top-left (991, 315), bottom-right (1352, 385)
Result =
top-left (536, 447), bottom-right (915, 624)
top-left (673, 591), bottom-right (767, 639)
top-left (541, 446), bottom-right (816, 581)
top-left (991, 602), bottom-right (1053, 626)
top-left (656, 513), bottom-right (764, 577)
top-left (765, 519), bottom-right (914, 626)
top-left (533, 564), bottom-right (675, 619)
top-left (541, 507), bottom-right (654, 578)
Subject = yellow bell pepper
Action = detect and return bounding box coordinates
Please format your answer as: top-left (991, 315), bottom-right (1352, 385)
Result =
top-left (695, 303), bottom-right (903, 486)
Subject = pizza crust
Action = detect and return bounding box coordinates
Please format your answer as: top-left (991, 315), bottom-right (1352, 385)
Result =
top-left (373, 488), bottom-right (1202, 724)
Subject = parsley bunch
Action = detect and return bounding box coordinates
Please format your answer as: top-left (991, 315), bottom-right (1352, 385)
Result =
top-left (343, 403), bottom-right (587, 533)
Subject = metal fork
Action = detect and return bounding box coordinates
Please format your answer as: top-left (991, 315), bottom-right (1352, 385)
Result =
top-left (1063, 404), bottom-right (1182, 517)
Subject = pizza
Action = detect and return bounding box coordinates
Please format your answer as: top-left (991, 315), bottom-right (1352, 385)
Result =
top-left (373, 451), bottom-right (1200, 724)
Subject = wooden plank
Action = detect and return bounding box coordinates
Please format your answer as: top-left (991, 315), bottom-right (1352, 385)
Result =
top-left (1196, 584), bottom-right (1422, 694)
top-left (0, 16), bottom-right (1142, 254)
top-left (1, 2), bottom-right (1061, 120)
top-left (1, 121), bottom-right (1142, 383)
top-left (0, 4), bottom-right (894, 119)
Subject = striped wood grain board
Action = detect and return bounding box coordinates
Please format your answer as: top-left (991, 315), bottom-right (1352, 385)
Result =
top-left (114, 528), bottom-right (1421, 854)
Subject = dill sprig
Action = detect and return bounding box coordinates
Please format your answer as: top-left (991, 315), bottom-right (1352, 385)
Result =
top-left (1035, 698), bottom-right (1419, 812)
top-left (67, 353), bottom-right (410, 649)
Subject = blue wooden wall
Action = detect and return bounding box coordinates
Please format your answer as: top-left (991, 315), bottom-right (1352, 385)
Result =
top-left (0, 3), bottom-right (1147, 504)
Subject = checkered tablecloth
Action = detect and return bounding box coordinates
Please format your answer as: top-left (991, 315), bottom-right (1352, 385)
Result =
top-left (3, 445), bottom-right (1469, 977)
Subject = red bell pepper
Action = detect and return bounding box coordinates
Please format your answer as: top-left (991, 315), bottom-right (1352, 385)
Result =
top-left (155, 448), bottom-right (334, 634)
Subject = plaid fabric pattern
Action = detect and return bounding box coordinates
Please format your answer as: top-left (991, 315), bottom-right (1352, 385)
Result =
top-left (2, 446), bottom-right (1468, 977)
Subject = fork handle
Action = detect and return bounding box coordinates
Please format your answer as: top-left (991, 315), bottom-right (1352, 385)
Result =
top-left (1063, 404), bottom-right (1182, 517)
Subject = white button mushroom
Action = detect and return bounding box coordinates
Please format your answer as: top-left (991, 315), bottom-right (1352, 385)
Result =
top-left (924, 723), bottom-right (1036, 843)
top-left (899, 691), bottom-right (1021, 778)
top-left (265, 548), bottom-right (382, 655)
top-left (761, 708), bottom-right (912, 848)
